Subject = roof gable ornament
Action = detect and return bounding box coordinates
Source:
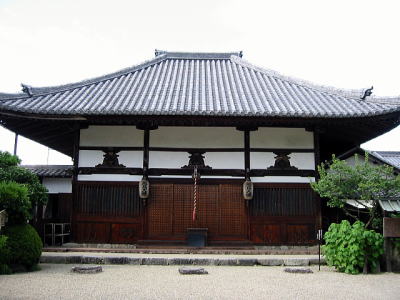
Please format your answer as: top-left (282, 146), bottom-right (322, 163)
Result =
top-left (21, 84), bottom-right (33, 97)
top-left (361, 86), bottom-right (373, 100)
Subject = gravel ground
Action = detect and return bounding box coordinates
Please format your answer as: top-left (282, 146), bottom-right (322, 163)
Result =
top-left (0, 264), bottom-right (399, 300)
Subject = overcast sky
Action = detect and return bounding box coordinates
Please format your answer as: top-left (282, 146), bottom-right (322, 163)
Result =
top-left (1, 0), bottom-right (399, 165)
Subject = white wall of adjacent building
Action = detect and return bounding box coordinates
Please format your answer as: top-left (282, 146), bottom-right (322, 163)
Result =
top-left (42, 178), bottom-right (72, 193)
top-left (78, 126), bottom-right (315, 183)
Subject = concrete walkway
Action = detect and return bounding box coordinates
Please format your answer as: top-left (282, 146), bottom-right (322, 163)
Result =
top-left (41, 251), bottom-right (325, 266)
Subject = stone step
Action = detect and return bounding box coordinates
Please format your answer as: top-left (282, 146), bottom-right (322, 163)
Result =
top-left (45, 244), bottom-right (319, 255)
top-left (40, 254), bottom-right (325, 267)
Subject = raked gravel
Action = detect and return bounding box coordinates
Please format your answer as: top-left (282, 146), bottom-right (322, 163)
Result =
top-left (0, 264), bottom-right (398, 300)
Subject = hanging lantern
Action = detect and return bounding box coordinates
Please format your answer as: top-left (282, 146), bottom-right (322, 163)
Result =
top-left (139, 176), bottom-right (150, 199)
top-left (243, 178), bottom-right (253, 200)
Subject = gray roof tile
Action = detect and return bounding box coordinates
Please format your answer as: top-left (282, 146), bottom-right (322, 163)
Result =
top-left (22, 165), bottom-right (73, 178)
top-left (1, 51), bottom-right (400, 118)
top-left (370, 151), bottom-right (400, 169)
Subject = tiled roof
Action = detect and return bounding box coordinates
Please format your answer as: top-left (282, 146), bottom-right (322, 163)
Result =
top-left (1, 51), bottom-right (400, 118)
top-left (22, 165), bottom-right (73, 178)
top-left (379, 199), bottom-right (400, 212)
top-left (370, 151), bottom-right (400, 170)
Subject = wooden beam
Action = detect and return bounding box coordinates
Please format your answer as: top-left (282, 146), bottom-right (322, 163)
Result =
top-left (78, 146), bottom-right (315, 153)
top-left (77, 167), bottom-right (316, 177)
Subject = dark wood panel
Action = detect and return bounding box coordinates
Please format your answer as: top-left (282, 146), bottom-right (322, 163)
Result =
top-left (75, 222), bottom-right (110, 243)
top-left (76, 183), bottom-right (142, 217)
top-left (172, 185), bottom-right (194, 237)
top-left (195, 185), bottom-right (219, 238)
top-left (111, 223), bottom-right (142, 243)
top-left (219, 184), bottom-right (247, 238)
top-left (264, 224), bottom-right (282, 244)
top-left (287, 224), bottom-right (315, 244)
top-left (250, 186), bottom-right (316, 216)
top-left (147, 184), bottom-right (174, 238)
top-left (57, 193), bottom-right (72, 222)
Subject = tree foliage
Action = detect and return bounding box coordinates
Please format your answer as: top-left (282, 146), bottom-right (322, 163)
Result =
top-left (0, 182), bottom-right (31, 225)
top-left (311, 154), bottom-right (400, 228)
top-left (0, 151), bottom-right (48, 224)
top-left (0, 152), bottom-right (48, 207)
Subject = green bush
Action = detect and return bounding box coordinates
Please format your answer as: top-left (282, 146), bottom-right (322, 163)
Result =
top-left (3, 224), bottom-right (42, 272)
top-left (323, 220), bottom-right (384, 274)
top-left (0, 235), bottom-right (11, 274)
top-left (0, 181), bottom-right (31, 225)
top-left (0, 151), bottom-right (48, 209)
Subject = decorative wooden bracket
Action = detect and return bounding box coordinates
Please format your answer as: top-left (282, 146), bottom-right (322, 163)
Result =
top-left (96, 148), bottom-right (126, 168)
top-left (267, 151), bottom-right (298, 170)
top-left (182, 151), bottom-right (211, 169)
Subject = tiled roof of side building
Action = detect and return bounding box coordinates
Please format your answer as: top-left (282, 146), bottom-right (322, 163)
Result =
top-left (370, 151), bottom-right (400, 169)
top-left (1, 50), bottom-right (400, 118)
top-left (22, 165), bottom-right (73, 178)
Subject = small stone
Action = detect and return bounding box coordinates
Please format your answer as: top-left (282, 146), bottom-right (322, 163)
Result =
top-left (178, 267), bottom-right (208, 275)
top-left (284, 268), bottom-right (313, 273)
top-left (71, 266), bottom-right (103, 274)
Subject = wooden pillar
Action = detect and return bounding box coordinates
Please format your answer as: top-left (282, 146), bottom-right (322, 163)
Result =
top-left (143, 129), bottom-right (150, 175)
top-left (244, 130), bottom-right (250, 179)
top-left (236, 126), bottom-right (257, 178)
top-left (71, 123), bottom-right (80, 242)
top-left (313, 127), bottom-right (322, 232)
top-left (13, 133), bottom-right (18, 156)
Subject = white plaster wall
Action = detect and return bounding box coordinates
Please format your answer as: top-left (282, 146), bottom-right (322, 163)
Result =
top-left (77, 126), bottom-right (315, 183)
top-left (78, 150), bottom-right (142, 168)
top-left (80, 126), bottom-right (143, 147)
top-left (251, 176), bottom-right (315, 183)
top-left (251, 128), bottom-right (313, 148)
top-left (150, 127), bottom-right (243, 148)
top-left (345, 155), bottom-right (375, 167)
top-left (149, 151), bottom-right (244, 169)
top-left (42, 178), bottom-right (72, 193)
top-left (149, 151), bottom-right (188, 168)
top-left (251, 152), bottom-right (315, 170)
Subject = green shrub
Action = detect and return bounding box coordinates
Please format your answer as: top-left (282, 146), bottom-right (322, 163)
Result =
top-left (3, 224), bottom-right (42, 272)
top-left (0, 181), bottom-right (31, 225)
top-left (0, 235), bottom-right (11, 274)
top-left (323, 220), bottom-right (384, 274)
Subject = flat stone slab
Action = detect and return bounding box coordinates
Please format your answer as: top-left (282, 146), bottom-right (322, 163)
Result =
top-left (41, 254), bottom-right (323, 267)
top-left (283, 259), bottom-right (309, 266)
top-left (71, 266), bottom-right (103, 274)
top-left (179, 267), bottom-right (208, 275)
top-left (284, 268), bottom-right (313, 273)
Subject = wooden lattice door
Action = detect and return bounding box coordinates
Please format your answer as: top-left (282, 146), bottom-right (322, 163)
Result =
top-left (147, 184), bottom-right (174, 238)
top-left (146, 183), bottom-right (248, 241)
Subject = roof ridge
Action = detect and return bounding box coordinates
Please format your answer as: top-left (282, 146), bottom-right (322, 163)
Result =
top-left (365, 96), bottom-right (400, 106)
top-left (230, 55), bottom-right (369, 101)
top-left (0, 54), bottom-right (168, 100)
top-left (22, 164), bottom-right (73, 168)
top-left (156, 50), bottom-right (243, 59)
